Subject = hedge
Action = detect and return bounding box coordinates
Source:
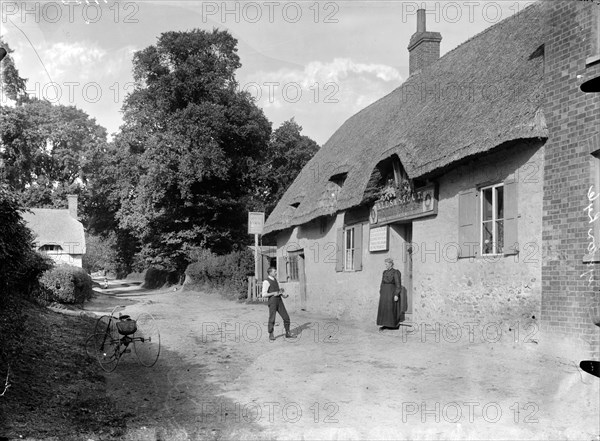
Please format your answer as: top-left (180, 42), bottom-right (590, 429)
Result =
top-left (142, 267), bottom-right (179, 289)
top-left (0, 185), bottom-right (53, 303)
top-left (185, 248), bottom-right (254, 298)
top-left (1, 184), bottom-right (54, 361)
top-left (39, 265), bottom-right (94, 304)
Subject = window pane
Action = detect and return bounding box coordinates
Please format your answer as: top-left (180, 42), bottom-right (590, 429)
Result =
top-left (483, 188), bottom-right (493, 221)
top-left (288, 255), bottom-right (298, 280)
top-left (496, 187), bottom-right (504, 220)
top-left (345, 250), bottom-right (354, 270)
top-left (496, 220), bottom-right (504, 253)
top-left (482, 221), bottom-right (493, 254)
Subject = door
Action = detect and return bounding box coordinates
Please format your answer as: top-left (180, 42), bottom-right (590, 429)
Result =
top-left (404, 223), bottom-right (413, 316)
top-left (298, 253), bottom-right (307, 311)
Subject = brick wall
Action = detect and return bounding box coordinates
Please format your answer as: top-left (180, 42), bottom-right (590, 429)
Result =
top-left (541, 1), bottom-right (600, 356)
top-left (408, 34), bottom-right (442, 76)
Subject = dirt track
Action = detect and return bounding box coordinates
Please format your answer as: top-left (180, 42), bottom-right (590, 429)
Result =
top-left (85, 281), bottom-right (599, 440)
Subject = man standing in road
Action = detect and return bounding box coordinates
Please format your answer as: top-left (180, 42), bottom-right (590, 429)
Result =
top-left (262, 267), bottom-right (296, 341)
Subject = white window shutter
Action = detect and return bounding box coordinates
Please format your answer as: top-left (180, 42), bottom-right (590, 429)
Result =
top-left (277, 256), bottom-right (288, 280)
top-left (354, 225), bottom-right (363, 271)
top-left (335, 228), bottom-right (344, 272)
top-left (503, 178), bottom-right (519, 255)
top-left (458, 189), bottom-right (478, 258)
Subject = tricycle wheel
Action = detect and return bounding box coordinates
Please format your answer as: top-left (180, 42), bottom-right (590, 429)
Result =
top-left (134, 313), bottom-right (160, 367)
top-left (94, 332), bottom-right (120, 372)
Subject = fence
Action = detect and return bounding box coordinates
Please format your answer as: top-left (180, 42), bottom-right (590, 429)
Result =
top-left (247, 276), bottom-right (268, 303)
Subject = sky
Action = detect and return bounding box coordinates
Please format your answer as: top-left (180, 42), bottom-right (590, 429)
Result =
top-left (1, 1), bottom-right (535, 145)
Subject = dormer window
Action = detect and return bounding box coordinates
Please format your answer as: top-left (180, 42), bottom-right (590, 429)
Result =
top-left (375, 155), bottom-right (415, 203)
top-left (39, 244), bottom-right (63, 253)
top-left (327, 173), bottom-right (347, 199)
top-left (329, 173), bottom-right (347, 187)
top-left (290, 202), bottom-right (300, 209)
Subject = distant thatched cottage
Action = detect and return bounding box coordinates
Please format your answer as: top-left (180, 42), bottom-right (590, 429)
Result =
top-left (22, 195), bottom-right (86, 268)
top-left (264, 2), bottom-right (600, 352)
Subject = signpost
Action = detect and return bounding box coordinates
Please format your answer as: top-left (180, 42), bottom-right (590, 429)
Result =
top-left (248, 212), bottom-right (265, 281)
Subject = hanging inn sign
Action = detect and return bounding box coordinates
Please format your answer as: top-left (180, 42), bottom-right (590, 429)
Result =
top-left (369, 183), bottom-right (438, 226)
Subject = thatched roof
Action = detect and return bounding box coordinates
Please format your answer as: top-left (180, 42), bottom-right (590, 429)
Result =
top-left (264, 2), bottom-right (549, 235)
top-left (22, 209), bottom-right (86, 254)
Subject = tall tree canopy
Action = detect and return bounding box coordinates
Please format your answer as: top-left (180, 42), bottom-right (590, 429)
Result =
top-left (1, 37), bottom-right (108, 208)
top-left (258, 118), bottom-right (319, 214)
top-left (0, 38), bottom-right (26, 101)
top-left (0, 99), bottom-right (108, 207)
top-left (1, 34), bottom-right (320, 277)
top-left (114, 29), bottom-right (272, 273)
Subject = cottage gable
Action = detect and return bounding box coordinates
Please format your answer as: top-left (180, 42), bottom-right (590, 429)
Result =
top-left (21, 197), bottom-right (86, 267)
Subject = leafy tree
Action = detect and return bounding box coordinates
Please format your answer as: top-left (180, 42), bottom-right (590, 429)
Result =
top-left (79, 139), bottom-right (142, 277)
top-left (114, 28), bottom-right (272, 275)
top-left (0, 99), bottom-right (108, 208)
top-left (0, 39), bottom-right (52, 310)
top-left (82, 232), bottom-right (119, 274)
top-left (0, 184), bottom-right (53, 361)
top-left (1, 38), bottom-right (108, 209)
top-left (0, 38), bottom-right (26, 102)
top-left (254, 118), bottom-right (319, 214)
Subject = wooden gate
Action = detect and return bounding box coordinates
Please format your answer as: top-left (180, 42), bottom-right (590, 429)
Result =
top-left (247, 276), bottom-right (268, 303)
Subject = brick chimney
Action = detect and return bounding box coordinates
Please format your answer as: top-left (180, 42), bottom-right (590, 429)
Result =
top-left (67, 194), bottom-right (78, 219)
top-left (407, 9), bottom-right (442, 76)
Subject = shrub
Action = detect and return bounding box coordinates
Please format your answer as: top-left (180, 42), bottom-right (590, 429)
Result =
top-left (39, 265), bottom-right (93, 304)
top-left (18, 251), bottom-right (54, 301)
top-left (0, 184), bottom-right (53, 360)
top-left (0, 184), bottom-right (46, 302)
top-left (142, 267), bottom-right (179, 289)
top-left (185, 248), bottom-right (254, 298)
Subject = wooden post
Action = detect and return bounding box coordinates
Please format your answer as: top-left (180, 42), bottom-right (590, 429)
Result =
top-left (254, 234), bottom-right (259, 281)
top-left (248, 212), bottom-right (264, 302)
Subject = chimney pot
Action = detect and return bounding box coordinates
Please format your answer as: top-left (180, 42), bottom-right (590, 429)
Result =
top-left (417, 9), bottom-right (426, 33)
top-left (67, 194), bottom-right (78, 219)
top-left (407, 9), bottom-right (442, 76)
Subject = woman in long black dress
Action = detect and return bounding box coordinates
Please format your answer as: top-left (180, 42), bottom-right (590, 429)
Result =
top-left (377, 258), bottom-right (402, 331)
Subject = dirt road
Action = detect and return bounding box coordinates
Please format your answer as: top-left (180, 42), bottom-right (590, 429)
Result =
top-left (86, 281), bottom-right (599, 440)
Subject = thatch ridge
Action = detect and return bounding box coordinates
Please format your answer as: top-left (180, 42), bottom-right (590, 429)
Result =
top-left (264, 1), bottom-right (549, 235)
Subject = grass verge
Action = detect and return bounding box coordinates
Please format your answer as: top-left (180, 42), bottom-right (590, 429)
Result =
top-left (0, 301), bottom-right (132, 440)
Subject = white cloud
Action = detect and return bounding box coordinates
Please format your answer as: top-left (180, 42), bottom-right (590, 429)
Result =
top-left (240, 58), bottom-right (403, 143)
top-left (249, 58), bottom-right (401, 90)
top-left (242, 58), bottom-right (402, 111)
top-left (302, 58), bottom-right (402, 83)
top-left (44, 41), bottom-right (106, 78)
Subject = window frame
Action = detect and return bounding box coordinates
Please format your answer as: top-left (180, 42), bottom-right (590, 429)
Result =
top-left (480, 183), bottom-right (505, 256)
top-left (287, 252), bottom-right (300, 281)
top-left (586, 3), bottom-right (600, 65)
top-left (336, 223), bottom-right (363, 272)
top-left (39, 244), bottom-right (63, 253)
top-left (344, 227), bottom-right (355, 271)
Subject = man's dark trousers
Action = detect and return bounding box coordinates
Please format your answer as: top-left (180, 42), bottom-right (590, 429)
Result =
top-left (268, 295), bottom-right (290, 334)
